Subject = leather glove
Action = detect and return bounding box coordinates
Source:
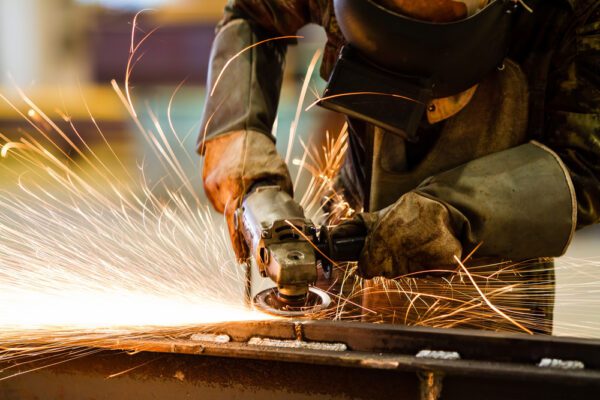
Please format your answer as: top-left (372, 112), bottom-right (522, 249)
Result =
top-left (337, 192), bottom-right (462, 279)
top-left (335, 142), bottom-right (576, 280)
top-left (202, 130), bottom-right (293, 261)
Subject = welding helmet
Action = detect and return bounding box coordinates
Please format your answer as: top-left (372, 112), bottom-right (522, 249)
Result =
top-left (319, 0), bottom-right (523, 141)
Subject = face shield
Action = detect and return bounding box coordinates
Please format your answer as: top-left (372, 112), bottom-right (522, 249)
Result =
top-left (318, 0), bottom-right (526, 141)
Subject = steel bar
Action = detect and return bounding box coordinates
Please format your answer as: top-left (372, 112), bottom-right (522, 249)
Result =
top-left (2, 320), bottom-right (599, 399)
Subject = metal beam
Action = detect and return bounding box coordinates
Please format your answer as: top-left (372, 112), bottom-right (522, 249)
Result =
top-left (2, 320), bottom-right (599, 399)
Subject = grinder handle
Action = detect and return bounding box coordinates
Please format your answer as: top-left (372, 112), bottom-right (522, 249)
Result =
top-left (318, 224), bottom-right (366, 267)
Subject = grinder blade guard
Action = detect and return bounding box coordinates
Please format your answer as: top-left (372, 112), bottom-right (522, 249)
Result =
top-left (238, 186), bottom-right (329, 316)
top-left (239, 186), bottom-right (367, 317)
top-left (253, 287), bottom-right (332, 317)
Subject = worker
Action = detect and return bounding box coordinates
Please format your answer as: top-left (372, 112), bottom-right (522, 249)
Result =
top-left (199, 0), bottom-right (599, 328)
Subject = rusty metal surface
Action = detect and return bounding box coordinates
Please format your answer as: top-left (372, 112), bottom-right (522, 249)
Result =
top-left (1, 351), bottom-right (420, 400)
top-left (2, 320), bottom-right (600, 399)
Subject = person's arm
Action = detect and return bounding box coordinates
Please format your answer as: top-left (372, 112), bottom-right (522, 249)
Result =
top-left (199, 1), bottom-right (323, 260)
top-left (199, 0), bottom-right (321, 146)
top-left (353, 141), bottom-right (576, 279)
top-left (347, 4), bottom-right (600, 279)
top-left (426, 1), bottom-right (600, 259)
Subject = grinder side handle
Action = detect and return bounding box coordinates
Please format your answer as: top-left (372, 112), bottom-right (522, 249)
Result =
top-left (318, 225), bottom-right (366, 269)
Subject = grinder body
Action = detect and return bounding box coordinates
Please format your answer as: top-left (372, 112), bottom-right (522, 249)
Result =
top-left (237, 186), bottom-right (318, 301)
top-left (238, 185), bottom-right (366, 315)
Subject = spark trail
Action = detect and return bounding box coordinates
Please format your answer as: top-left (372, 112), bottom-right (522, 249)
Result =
top-left (0, 82), bottom-right (271, 332)
top-left (0, 94), bottom-right (273, 380)
top-left (0, 9), bottom-right (598, 382)
top-left (0, 10), bottom-right (276, 378)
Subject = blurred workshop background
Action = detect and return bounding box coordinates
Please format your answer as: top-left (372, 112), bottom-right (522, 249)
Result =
top-left (0, 0), bottom-right (597, 336)
top-left (0, 0), bottom-right (346, 193)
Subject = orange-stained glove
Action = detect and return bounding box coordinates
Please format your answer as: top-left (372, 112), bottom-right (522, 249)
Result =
top-left (202, 130), bottom-right (293, 261)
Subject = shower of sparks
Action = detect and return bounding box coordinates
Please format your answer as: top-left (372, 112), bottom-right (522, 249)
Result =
top-left (294, 124), bottom-right (354, 224)
top-left (0, 11), bottom-right (277, 379)
top-left (0, 87), bottom-right (275, 378)
top-left (290, 104), bottom-right (600, 337)
top-left (0, 83), bottom-right (271, 319)
top-left (288, 123), bottom-right (549, 335)
top-left (317, 258), bottom-right (600, 337)
top-left (0, 8), bottom-right (598, 382)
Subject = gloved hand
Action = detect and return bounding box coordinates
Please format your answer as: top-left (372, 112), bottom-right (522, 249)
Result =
top-left (335, 192), bottom-right (462, 279)
top-left (336, 142), bottom-right (577, 280)
top-left (202, 130), bottom-right (293, 262)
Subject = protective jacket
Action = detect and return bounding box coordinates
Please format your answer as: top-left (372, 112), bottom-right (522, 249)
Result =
top-left (200, 0), bottom-right (600, 262)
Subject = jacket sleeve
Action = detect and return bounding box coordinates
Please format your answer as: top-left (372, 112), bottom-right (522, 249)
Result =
top-left (197, 0), bottom-right (323, 152)
top-left (541, 2), bottom-right (600, 228)
top-left (414, 141), bottom-right (577, 260)
top-left (405, 4), bottom-right (599, 261)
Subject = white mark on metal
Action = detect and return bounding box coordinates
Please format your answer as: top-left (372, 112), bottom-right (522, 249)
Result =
top-left (538, 358), bottom-right (584, 370)
top-left (190, 333), bottom-right (231, 344)
top-left (248, 337), bottom-right (347, 352)
top-left (416, 350), bottom-right (461, 360)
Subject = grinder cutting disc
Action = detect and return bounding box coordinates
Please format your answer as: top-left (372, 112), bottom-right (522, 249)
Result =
top-left (253, 287), bottom-right (332, 317)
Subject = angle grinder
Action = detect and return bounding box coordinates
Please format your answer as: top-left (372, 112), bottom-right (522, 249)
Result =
top-left (236, 185), bottom-right (365, 317)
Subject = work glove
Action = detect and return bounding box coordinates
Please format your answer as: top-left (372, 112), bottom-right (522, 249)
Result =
top-left (336, 192), bottom-right (462, 279)
top-left (202, 130), bottom-right (293, 261)
top-left (335, 142), bottom-right (577, 279)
